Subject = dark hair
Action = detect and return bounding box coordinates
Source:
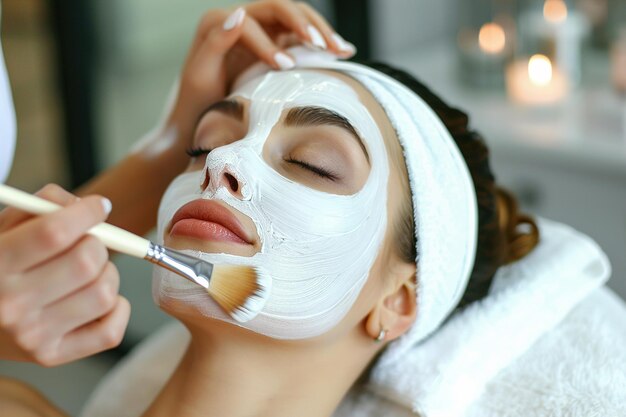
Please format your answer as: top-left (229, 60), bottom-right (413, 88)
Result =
top-left (362, 62), bottom-right (540, 312)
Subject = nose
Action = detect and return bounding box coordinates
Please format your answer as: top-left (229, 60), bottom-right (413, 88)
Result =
top-left (201, 166), bottom-right (245, 199)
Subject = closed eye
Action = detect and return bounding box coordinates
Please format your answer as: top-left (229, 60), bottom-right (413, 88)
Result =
top-left (284, 157), bottom-right (340, 181)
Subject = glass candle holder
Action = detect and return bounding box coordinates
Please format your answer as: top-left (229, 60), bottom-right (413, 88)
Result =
top-left (456, 0), bottom-right (518, 88)
top-left (518, 0), bottom-right (590, 86)
top-left (506, 53), bottom-right (569, 105)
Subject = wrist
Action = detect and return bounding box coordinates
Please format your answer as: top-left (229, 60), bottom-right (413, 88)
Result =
top-left (165, 106), bottom-right (196, 149)
top-left (166, 106), bottom-right (190, 138)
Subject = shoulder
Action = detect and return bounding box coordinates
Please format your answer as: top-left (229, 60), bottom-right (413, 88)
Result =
top-left (0, 377), bottom-right (69, 417)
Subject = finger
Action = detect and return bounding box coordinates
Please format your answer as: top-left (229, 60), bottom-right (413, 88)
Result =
top-left (185, 8), bottom-right (247, 93)
top-left (274, 32), bottom-right (302, 50)
top-left (0, 236), bottom-right (108, 329)
top-left (238, 16), bottom-right (295, 70)
top-left (17, 236), bottom-right (109, 311)
top-left (37, 296), bottom-right (130, 367)
top-left (0, 184), bottom-right (79, 233)
top-left (246, 0), bottom-right (318, 47)
top-left (23, 262), bottom-right (119, 343)
top-left (296, 2), bottom-right (356, 56)
top-left (0, 195), bottom-right (111, 273)
top-left (201, 7), bottom-right (247, 54)
top-left (185, 7), bottom-right (244, 69)
top-left (184, 10), bottom-right (228, 61)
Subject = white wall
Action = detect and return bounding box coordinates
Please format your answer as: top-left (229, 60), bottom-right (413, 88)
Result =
top-left (370, 0), bottom-right (457, 58)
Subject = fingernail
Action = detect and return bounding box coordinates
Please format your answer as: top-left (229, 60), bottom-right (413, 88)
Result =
top-left (332, 33), bottom-right (356, 55)
top-left (307, 25), bottom-right (327, 50)
top-left (223, 7), bottom-right (245, 31)
top-left (274, 52), bottom-right (295, 70)
top-left (101, 197), bottom-right (112, 215)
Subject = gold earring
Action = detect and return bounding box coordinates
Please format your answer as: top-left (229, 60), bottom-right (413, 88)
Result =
top-left (375, 328), bottom-right (387, 342)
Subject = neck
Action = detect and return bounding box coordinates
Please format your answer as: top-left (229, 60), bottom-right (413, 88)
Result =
top-left (142, 320), bottom-right (372, 417)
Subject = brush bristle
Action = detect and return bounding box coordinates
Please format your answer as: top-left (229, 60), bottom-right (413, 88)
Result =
top-left (208, 265), bottom-right (271, 322)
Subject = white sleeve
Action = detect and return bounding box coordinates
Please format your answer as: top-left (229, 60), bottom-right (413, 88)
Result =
top-left (0, 2), bottom-right (17, 184)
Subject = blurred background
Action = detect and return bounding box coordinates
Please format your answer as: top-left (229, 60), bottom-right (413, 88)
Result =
top-left (1, 0), bottom-right (625, 414)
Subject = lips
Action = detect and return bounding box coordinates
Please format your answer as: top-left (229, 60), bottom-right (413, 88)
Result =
top-left (169, 199), bottom-right (254, 245)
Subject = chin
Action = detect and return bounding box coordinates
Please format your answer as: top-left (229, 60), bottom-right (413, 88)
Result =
top-left (155, 294), bottom-right (275, 342)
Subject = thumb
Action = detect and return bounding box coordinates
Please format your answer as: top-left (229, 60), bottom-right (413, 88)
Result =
top-left (202, 7), bottom-right (247, 59)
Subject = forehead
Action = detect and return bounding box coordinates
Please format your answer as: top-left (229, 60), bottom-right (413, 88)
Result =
top-left (231, 69), bottom-right (359, 109)
top-left (230, 69), bottom-right (395, 144)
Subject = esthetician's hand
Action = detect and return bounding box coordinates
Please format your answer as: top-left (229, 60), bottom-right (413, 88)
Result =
top-left (0, 184), bottom-right (130, 366)
top-left (168, 0), bottom-right (355, 142)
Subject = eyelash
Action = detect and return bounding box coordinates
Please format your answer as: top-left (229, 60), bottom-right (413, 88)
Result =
top-left (186, 147), bottom-right (338, 181)
top-left (285, 157), bottom-right (339, 181)
top-left (186, 147), bottom-right (214, 158)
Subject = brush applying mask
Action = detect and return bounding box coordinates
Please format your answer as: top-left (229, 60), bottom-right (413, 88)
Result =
top-left (0, 184), bottom-right (271, 322)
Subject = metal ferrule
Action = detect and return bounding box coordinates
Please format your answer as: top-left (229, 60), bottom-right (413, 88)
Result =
top-left (145, 242), bottom-right (213, 289)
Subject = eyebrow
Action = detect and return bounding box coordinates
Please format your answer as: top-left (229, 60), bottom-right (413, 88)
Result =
top-left (284, 106), bottom-right (370, 164)
top-left (200, 101), bottom-right (370, 163)
top-left (199, 99), bottom-right (244, 123)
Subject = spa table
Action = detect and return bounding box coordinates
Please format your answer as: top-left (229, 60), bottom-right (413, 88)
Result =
top-left (382, 43), bottom-right (626, 303)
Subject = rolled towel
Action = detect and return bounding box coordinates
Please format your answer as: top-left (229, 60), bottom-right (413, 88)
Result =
top-left (365, 217), bottom-right (612, 417)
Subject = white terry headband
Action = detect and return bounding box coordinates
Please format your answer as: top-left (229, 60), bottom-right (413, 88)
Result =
top-left (236, 47), bottom-right (479, 355)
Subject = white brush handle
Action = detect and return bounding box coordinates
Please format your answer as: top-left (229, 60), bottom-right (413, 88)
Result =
top-left (0, 184), bottom-right (150, 259)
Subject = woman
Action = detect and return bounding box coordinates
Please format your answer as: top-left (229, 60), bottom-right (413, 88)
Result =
top-left (7, 2), bottom-right (616, 417)
top-left (83, 9), bottom-right (624, 412)
top-left (85, 54), bottom-right (622, 416)
top-left (1, 2), bottom-right (541, 415)
top-left (135, 51), bottom-right (541, 416)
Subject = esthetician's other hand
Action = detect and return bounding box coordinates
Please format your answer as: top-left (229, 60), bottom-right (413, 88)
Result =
top-left (0, 184), bottom-right (130, 367)
top-left (168, 0), bottom-right (355, 141)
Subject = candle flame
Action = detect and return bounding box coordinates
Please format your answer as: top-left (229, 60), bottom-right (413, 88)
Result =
top-left (544, 0), bottom-right (568, 23)
top-left (478, 23), bottom-right (506, 54)
top-left (528, 55), bottom-right (553, 86)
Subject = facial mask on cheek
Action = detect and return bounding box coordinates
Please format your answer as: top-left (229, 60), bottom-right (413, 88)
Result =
top-left (153, 70), bottom-right (389, 339)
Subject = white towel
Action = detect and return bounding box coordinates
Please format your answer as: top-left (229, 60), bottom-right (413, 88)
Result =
top-left (366, 217), bottom-right (613, 416)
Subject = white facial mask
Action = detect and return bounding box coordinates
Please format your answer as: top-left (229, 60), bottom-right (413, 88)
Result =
top-left (152, 70), bottom-right (389, 339)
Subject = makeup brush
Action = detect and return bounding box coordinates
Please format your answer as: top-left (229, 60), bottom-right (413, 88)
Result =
top-left (0, 184), bottom-right (271, 323)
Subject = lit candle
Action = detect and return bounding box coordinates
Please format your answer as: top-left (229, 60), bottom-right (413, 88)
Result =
top-left (458, 21), bottom-right (513, 88)
top-left (528, 54), bottom-right (553, 86)
top-left (506, 54), bottom-right (569, 105)
top-left (543, 0), bottom-right (568, 23)
top-left (479, 22), bottom-right (507, 54)
top-left (519, 1), bottom-right (589, 85)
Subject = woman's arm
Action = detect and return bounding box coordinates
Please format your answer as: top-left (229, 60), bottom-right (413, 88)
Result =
top-left (0, 377), bottom-right (68, 417)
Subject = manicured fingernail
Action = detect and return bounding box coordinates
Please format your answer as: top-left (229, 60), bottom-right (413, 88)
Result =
top-left (223, 7), bottom-right (245, 31)
top-left (101, 197), bottom-right (112, 215)
top-left (274, 52), bottom-right (295, 70)
top-left (307, 25), bottom-right (327, 49)
top-left (332, 33), bottom-right (356, 54)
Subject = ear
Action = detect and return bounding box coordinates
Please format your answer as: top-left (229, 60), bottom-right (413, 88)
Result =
top-left (365, 262), bottom-right (417, 342)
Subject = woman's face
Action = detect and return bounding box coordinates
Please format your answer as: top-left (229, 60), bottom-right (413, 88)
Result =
top-left (152, 68), bottom-right (407, 341)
